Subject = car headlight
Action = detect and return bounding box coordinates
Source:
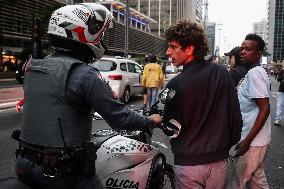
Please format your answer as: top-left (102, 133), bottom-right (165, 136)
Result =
top-left (16, 71), bottom-right (18, 74)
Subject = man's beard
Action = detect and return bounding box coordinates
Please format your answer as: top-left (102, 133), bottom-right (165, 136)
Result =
top-left (241, 59), bottom-right (259, 69)
top-left (241, 59), bottom-right (249, 65)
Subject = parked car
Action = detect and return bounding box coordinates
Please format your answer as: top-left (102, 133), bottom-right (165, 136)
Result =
top-left (91, 57), bottom-right (143, 103)
top-left (165, 65), bottom-right (179, 80)
top-left (177, 65), bottom-right (183, 73)
top-left (165, 65), bottom-right (178, 74)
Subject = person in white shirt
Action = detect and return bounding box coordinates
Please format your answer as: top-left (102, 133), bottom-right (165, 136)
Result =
top-left (232, 33), bottom-right (271, 189)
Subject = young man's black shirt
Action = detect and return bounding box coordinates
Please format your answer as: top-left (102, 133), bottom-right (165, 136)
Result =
top-left (163, 59), bottom-right (242, 166)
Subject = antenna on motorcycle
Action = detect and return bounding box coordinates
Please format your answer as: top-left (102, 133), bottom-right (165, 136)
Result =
top-left (32, 18), bottom-right (43, 59)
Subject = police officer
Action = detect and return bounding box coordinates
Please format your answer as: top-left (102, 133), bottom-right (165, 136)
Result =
top-left (15, 3), bottom-right (161, 189)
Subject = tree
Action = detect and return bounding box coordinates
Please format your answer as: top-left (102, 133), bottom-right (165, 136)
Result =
top-left (262, 43), bottom-right (271, 57)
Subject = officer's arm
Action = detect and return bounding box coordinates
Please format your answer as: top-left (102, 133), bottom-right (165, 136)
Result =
top-left (81, 67), bottom-right (157, 130)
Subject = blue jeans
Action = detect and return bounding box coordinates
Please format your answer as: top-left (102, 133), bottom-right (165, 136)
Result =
top-left (275, 92), bottom-right (284, 121)
top-left (146, 87), bottom-right (158, 111)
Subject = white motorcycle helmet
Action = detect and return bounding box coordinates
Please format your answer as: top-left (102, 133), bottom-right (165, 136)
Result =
top-left (48, 3), bottom-right (113, 59)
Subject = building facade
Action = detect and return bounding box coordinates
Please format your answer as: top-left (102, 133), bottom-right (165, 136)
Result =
top-left (125, 0), bottom-right (203, 35)
top-left (268, 0), bottom-right (284, 63)
top-left (253, 19), bottom-right (268, 44)
top-left (0, 0), bottom-right (63, 75)
top-left (206, 22), bottom-right (216, 56)
top-left (0, 0), bottom-right (167, 76)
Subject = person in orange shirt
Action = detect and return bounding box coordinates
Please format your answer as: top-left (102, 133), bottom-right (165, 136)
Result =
top-left (142, 54), bottom-right (164, 113)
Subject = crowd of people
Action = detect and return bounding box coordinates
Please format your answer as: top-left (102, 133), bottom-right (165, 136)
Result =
top-left (274, 67), bottom-right (284, 126)
top-left (9, 2), bottom-right (277, 189)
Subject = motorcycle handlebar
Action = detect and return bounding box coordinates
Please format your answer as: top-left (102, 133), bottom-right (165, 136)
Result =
top-left (93, 96), bottom-right (181, 138)
top-left (133, 101), bottom-right (180, 137)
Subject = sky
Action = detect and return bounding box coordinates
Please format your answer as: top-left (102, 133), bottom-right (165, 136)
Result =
top-left (208, 0), bottom-right (268, 54)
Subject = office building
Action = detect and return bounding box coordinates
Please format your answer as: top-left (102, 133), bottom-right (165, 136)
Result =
top-left (0, 0), bottom-right (166, 76)
top-left (267, 0), bottom-right (284, 63)
top-left (206, 22), bottom-right (216, 56)
top-left (253, 19), bottom-right (268, 44)
top-left (125, 0), bottom-right (203, 35)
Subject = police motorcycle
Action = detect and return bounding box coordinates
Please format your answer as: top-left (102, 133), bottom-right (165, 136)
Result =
top-left (0, 89), bottom-right (180, 189)
top-left (92, 88), bottom-right (179, 189)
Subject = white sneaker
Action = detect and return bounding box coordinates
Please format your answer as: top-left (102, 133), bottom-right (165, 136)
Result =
top-left (274, 120), bottom-right (281, 126)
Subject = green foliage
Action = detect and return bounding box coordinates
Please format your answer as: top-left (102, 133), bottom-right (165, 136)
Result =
top-left (132, 55), bottom-right (145, 64)
top-left (263, 45), bottom-right (271, 57)
top-left (131, 55), bottom-right (164, 65)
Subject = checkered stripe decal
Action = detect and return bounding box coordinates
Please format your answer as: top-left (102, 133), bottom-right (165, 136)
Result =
top-left (103, 140), bottom-right (153, 154)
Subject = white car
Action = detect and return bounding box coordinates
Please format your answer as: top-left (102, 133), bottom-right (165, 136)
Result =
top-left (165, 65), bottom-right (179, 80)
top-left (91, 57), bottom-right (143, 103)
top-left (165, 65), bottom-right (183, 80)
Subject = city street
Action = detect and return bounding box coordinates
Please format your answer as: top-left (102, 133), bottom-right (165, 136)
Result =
top-left (0, 78), bottom-right (283, 188)
top-left (1, 0), bottom-right (283, 188)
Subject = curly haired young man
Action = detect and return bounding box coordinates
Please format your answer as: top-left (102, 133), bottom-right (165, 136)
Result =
top-left (163, 20), bottom-right (243, 189)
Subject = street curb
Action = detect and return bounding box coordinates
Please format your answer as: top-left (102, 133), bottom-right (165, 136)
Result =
top-left (0, 78), bottom-right (16, 82)
top-left (0, 101), bottom-right (17, 110)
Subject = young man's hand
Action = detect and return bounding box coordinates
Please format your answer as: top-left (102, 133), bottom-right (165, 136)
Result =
top-left (235, 140), bottom-right (251, 157)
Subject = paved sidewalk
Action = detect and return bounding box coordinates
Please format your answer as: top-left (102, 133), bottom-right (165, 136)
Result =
top-left (0, 86), bottom-right (23, 110)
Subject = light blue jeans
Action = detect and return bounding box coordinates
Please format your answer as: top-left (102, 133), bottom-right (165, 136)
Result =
top-left (275, 92), bottom-right (284, 121)
top-left (173, 160), bottom-right (228, 189)
top-left (146, 87), bottom-right (159, 111)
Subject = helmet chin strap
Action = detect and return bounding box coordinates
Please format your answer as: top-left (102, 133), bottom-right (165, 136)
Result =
top-left (89, 42), bottom-right (105, 60)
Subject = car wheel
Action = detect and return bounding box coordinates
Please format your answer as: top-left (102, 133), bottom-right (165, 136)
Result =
top-left (122, 88), bottom-right (130, 103)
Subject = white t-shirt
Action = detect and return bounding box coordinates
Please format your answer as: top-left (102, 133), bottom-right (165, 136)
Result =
top-left (237, 66), bottom-right (271, 146)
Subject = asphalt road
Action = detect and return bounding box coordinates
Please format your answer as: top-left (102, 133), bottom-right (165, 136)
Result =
top-left (0, 78), bottom-right (284, 188)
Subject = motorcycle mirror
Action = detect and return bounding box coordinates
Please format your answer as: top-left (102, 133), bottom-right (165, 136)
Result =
top-left (158, 88), bottom-right (176, 104)
top-left (162, 119), bottom-right (181, 138)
